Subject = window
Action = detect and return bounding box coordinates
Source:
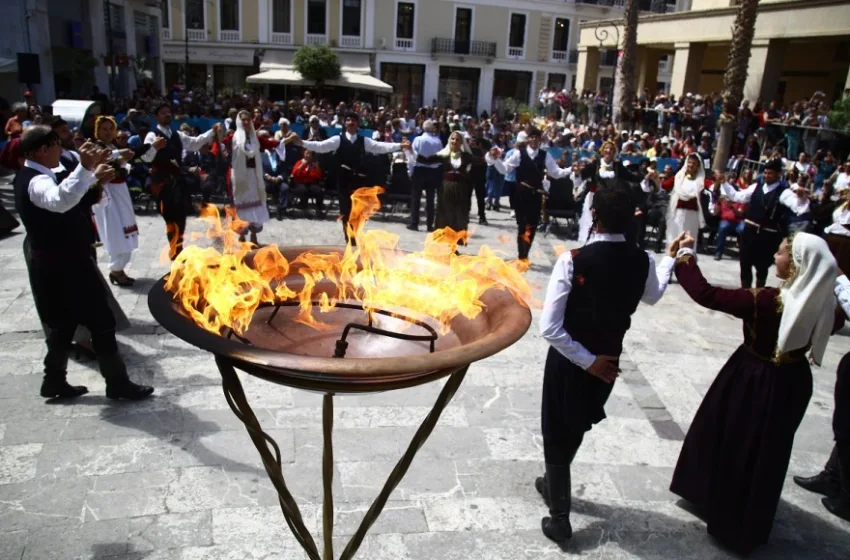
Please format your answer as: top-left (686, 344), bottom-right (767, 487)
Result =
top-left (307, 0), bottom-right (326, 35)
top-left (220, 0), bottom-right (239, 31)
top-left (552, 18), bottom-right (569, 53)
top-left (396, 2), bottom-right (415, 40)
top-left (185, 0), bottom-right (204, 29)
top-left (508, 13), bottom-right (526, 49)
top-left (381, 63), bottom-right (425, 112)
top-left (272, 0), bottom-right (291, 33)
top-left (547, 73), bottom-right (566, 91)
top-left (161, 0), bottom-right (170, 29)
top-left (342, 0), bottom-right (361, 37)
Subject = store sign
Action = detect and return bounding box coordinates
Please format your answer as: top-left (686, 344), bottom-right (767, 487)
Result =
top-left (162, 45), bottom-right (255, 65)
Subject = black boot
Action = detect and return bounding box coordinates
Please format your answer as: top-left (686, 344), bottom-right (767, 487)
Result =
top-left (794, 446), bottom-right (842, 498)
top-left (40, 340), bottom-right (88, 399)
top-left (98, 352), bottom-right (154, 401)
top-left (541, 464), bottom-right (573, 543)
top-left (535, 473), bottom-right (549, 507)
top-left (822, 442), bottom-right (850, 522)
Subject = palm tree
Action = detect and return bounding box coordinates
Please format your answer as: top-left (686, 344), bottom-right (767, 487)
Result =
top-left (616, 0), bottom-right (640, 128)
top-left (712, 0), bottom-right (760, 171)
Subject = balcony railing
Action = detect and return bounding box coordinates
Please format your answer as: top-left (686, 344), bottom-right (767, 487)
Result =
top-left (569, 49), bottom-right (579, 63)
top-left (431, 38), bottom-right (496, 58)
top-left (507, 46), bottom-right (524, 59)
top-left (161, 28), bottom-right (171, 40)
top-left (306, 34), bottom-right (327, 45)
top-left (552, 50), bottom-right (567, 62)
top-left (187, 28), bottom-right (205, 41)
top-left (395, 37), bottom-right (414, 50)
top-left (219, 29), bottom-right (240, 42)
top-left (271, 31), bottom-right (293, 45)
top-left (340, 35), bottom-right (362, 48)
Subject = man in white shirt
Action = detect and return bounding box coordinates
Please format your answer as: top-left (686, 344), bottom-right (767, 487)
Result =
top-left (486, 127), bottom-right (570, 260)
top-left (13, 126), bottom-right (154, 401)
top-left (535, 187), bottom-right (679, 544)
top-left (408, 120), bottom-right (444, 232)
top-left (288, 111), bottom-right (410, 240)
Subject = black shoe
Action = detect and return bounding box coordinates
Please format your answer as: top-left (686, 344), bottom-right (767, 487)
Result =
top-left (406, 224), bottom-right (418, 232)
top-left (794, 471), bottom-right (842, 498)
top-left (535, 475), bottom-right (550, 507)
top-left (822, 496), bottom-right (850, 522)
top-left (541, 464), bottom-right (573, 543)
top-left (276, 209), bottom-right (284, 221)
top-left (106, 379), bottom-right (154, 401)
top-left (427, 225), bottom-right (435, 232)
top-left (479, 217), bottom-right (488, 225)
top-left (714, 254), bottom-right (722, 261)
top-left (40, 378), bottom-right (89, 399)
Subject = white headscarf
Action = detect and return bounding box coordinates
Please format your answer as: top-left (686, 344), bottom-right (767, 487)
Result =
top-left (231, 111), bottom-right (264, 202)
top-left (778, 232), bottom-right (838, 365)
top-left (436, 131), bottom-right (471, 157)
top-left (668, 154), bottom-right (706, 228)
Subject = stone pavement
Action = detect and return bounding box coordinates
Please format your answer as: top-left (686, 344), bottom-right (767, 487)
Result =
top-left (0, 179), bottom-right (849, 560)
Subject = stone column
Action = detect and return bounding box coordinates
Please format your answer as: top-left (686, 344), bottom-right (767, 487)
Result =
top-left (206, 63), bottom-right (214, 90)
top-left (669, 42), bottom-right (704, 98)
top-left (477, 66), bottom-right (495, 115)
top-left (258, 0), bottom-right (269, 43)
top-left (743, 39), bottom-right (786, 103)
top-left (89, 0), bottom-right (110, 94)
top-left (637, 48), bottom-right (661, 96)
top-left (576, 46), bottom-right (600, 92)
top-left (25, 0), bottom-right (56, 103)
top-left (124, 2), bottom-right (138, 96)
top-left (364, 0), bottom-right (376, 49)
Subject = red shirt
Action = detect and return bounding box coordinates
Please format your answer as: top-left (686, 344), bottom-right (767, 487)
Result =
top-left (292, 160), bottom-right (323, 184)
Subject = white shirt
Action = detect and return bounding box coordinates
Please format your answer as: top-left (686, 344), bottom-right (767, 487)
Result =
top-left (25, 159), bottom-right (96, 214)
top-left (539, 233), bottom-right (676, 369)
top-left (142, 125), bottom-right (218, 162)
top-left (836, 275), bottom-right (850, 319)
top-left (780, 184), bottom-right (811, 216)
top-left (825, 205), bottom-right (850, 237)
top-left (411, 133), bottom-right (444, 169)
top-left (486, 147), bottom-right (570, 180)
top-left (301, 131), bottom-right (403, 155)
top-left (720, 181), bottom-right (797, 212)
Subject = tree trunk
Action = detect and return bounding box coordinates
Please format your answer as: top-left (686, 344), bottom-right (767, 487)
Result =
top-left (616, 0), bottom-right (640, 129)
top-left (712, 0), bottom-right (760, 171)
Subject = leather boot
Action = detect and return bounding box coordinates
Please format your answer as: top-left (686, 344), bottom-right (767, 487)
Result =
top-left (535, 473), bottom-right (549, 507)
top-left (40, 341), bottom-right (88, 399)
top-left (822, 442), bottom-right (850, 522)
top-left (794, 446), bottom-right (842, 498)
top-left (541, 464), bottom-right (573, 543)
top-left (98, 352), bottom-right (154, 401)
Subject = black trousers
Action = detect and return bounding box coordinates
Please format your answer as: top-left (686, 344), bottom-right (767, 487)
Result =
top-left (410, 166), bottom-right (440, 229)
top-left (338, 173), bottom-right (366, 239)
top-left (835, 353), bottom-right (850, 444)
top-left (739, 226), bottom-right (782, 288)
top-left (470, 170), bottom-right (487, 220)
top-left (542, 347), bottom-right (613, 464)
top-left (154, 175), bottom-right (191, 260)
top-left (292, 183), bottom-right (324, 211)
top-left (515, 189), bottom-right (542, 260)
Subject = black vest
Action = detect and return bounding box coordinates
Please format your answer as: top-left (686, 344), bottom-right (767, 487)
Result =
top-left (562, 241), bottom-right (650, 356)
top-left (516, 149), bottom-right (548, 189)
top-left (746, 181), bottom-right (787, 231)
top-left (152, 127), bottom-right (184, 166)
top-left (14, 165), bottom-right (96, 257)
top-left (337, 134), bottom-right (365, 171)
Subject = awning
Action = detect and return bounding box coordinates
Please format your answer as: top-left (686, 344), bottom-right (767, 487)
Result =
top-left (0, 57), bottom-right (16, 73)
top-left (248, 50), bottom-right (393, 92)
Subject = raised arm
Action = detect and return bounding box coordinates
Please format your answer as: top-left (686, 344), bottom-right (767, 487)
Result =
top-left (721, 181), bottom-right (757, 203)
top-left (674, 248), bottom-right (756, 320)
top-left (364, 136), bottom-right (403, 155)
top-left (178, 126), bottom-right (217, 152)
top-left (301, 135), bottom-right (341, 154)
top-left (28, 164), bottom-right (98, 213)
top-left (545, 152), bottom-right (570, 180)
top-left (485, 149), bottom-right (520, 176)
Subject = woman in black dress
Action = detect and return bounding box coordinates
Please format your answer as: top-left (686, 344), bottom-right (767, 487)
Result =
top-left (671, 231), bottom-right (842, 554)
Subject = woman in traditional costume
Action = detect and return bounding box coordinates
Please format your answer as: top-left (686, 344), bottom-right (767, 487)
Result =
top-left (578, 140), bottom-right (646, 244)
top-left (92, 116), bottom-right (141, 287)
top-left (670, 231), bottom-right (842, 555)
top-left (665, 153), bottom-right (706, 245)
top-left (416, 131), bottom-right (482, 235)
top-left (222, 110), bottom-right (281, 245)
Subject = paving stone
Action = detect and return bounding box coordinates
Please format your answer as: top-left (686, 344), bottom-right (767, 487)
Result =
top-left (85, 470), bottom-right (175, 520)
top-left (35, 437), bottom-right (173, 479)
top-left (0, 476), bottom-right (91, 531)
top-left (22, 518), bottom-right (130, 560)
top-left (127, 511), bottom-right (213, 552)
top-left (0, 443), bottom-right (42, 484)
top-left (166, 466), bottom-right (261, 513)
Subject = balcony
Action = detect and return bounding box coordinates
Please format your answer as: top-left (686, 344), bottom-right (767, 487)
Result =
top-left (340, 35), bottom-right (362, 48)
top-left (271, 32), bottom-right (293, 45)
top-left (395, 37), bottom-right (414, 51)
top-left (552, 50), bottom-right (567, 62)
top-left (431, 38), bottom-right (496, 58)
top-left (187, 28), bottom-right (205, 41)
top-left (161, 28), bottom-right (171, 40)
top-left (507, 46), bottom-right (524, 59)
top-left (306, 34), bottom-right (327, 45)
top-left (219, 29), bottom-right (240, 42)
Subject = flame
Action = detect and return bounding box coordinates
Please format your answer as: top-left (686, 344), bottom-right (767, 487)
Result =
top-left (520, 226), bottom-right (534, 244)
top-left (497, 234), bottom-right (511, 245)
top-left (164, 187), bottom-right (532, 337)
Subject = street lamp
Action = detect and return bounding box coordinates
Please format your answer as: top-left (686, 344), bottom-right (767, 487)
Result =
top-left (594, 23), bottom-right (620, 121)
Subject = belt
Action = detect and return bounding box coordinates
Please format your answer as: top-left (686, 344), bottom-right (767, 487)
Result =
top-left (341, 164), bottom-right (367, 178)
top-left (520, 182), bottom-right (548, 197)
top-left (443, 172), bottom-right (463, 181)
top-left (676, 198), bottom-right (699, 211)
top-left (744, 219), bottom-right (779, 233)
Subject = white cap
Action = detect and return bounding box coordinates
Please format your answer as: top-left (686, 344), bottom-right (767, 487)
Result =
top-left (516, 131), bottom-right (528, 143)
top-left (661, 136), bottom-right (670, 143)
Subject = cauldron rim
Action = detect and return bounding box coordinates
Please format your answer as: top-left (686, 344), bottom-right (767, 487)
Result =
top-left (148, 245), bottom-right (532, 390)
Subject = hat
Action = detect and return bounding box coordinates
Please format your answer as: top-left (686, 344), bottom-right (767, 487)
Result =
top-left (452, 115), bottom-right (460, 121)
top-left (516, 131), bottom-right (528, 143)
top-left (153, 102), bottom-right (171, 115)
top-left (764, 158), bottom-right (783, 172)
top-left (661, 136), bottom-right (670, 144)
top-left (127, 109), bottom-right (138, 115)
top-left (527, 127), bottom-right (542, 137)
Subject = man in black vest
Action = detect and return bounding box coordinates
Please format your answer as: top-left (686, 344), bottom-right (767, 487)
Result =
top-left (536, 188), bottom-right (680, 544)
top-left (14, 126), bottom-right (154, 401)
top-left (486, 127), bottom-right (570, 260)
top-left (290, 111), bottom-right (410, 240)
top-left (142, 103), bottom-right (220, 259)
top-left (720, 158), bottom-right (793, 288)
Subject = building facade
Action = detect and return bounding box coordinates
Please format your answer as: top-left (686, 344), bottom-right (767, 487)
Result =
top-left (577, 0), bottom-right (850, 104)
top-left (160, 0), bottom-right (681, 113)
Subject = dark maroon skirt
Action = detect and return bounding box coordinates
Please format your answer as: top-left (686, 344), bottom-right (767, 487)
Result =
top-left (670, 345), bottom-right (812, 555)
top-left (827, 233), bottom-right (850, 276)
